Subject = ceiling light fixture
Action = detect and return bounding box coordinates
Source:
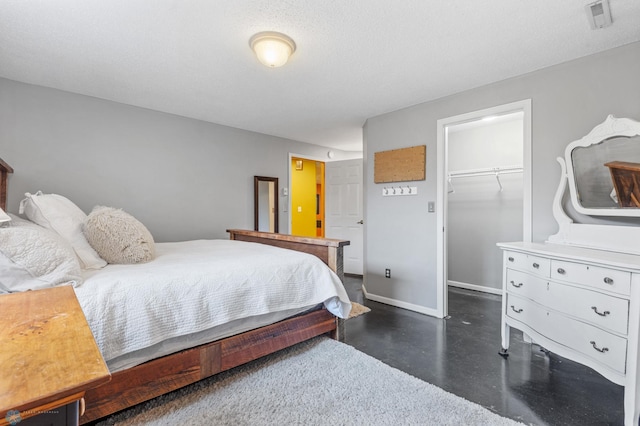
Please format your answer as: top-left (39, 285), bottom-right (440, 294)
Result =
top-left (249, 31), bottom-right (296, 68)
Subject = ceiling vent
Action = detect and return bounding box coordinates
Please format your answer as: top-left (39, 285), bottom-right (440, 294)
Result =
top-left (585, 0), bottom-right (612, 29)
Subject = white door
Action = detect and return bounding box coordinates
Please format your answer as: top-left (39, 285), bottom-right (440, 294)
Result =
top-left (325, 159), bottom-right (364, 275)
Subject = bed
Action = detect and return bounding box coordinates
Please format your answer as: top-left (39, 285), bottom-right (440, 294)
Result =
top-left (0, 160), bottom-right (351, 424)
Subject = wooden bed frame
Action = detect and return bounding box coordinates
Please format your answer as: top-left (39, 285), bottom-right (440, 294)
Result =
top-left (0, 161), bottom-right (350, 423)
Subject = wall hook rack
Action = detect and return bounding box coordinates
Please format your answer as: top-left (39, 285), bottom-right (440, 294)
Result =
top-left (382, 185), bottom-right (418, 197)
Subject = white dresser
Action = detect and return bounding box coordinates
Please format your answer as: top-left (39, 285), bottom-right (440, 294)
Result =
top-left (498, 241), bottom-right (640, 426)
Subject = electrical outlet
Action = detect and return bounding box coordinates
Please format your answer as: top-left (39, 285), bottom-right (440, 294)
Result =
top-left (385, 269), bottom-right (391, 278)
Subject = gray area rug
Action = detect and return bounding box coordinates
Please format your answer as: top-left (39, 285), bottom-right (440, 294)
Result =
top-left (97, 337), bottom-right (523, 426)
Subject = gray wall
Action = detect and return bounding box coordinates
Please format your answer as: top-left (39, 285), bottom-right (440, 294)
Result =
top-left (364, 41), bottom-right (640, 311)
top-left (447, 120), bottom-right (523, 291)
top-left (0, 78), bottom-right (359, 242)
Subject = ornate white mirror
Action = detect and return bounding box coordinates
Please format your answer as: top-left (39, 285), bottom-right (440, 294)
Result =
top-left (548, 115), bottom-right (640, 254)
top-left (565, 115), bottom-right (640, 216)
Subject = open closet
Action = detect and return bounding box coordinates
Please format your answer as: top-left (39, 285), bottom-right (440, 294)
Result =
top-left (446, 112), bottom-right (524, 294)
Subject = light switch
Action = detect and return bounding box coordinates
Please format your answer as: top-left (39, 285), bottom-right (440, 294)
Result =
top-left (297, 206), bottom-right (302, 213)
top-left (428, 201), bottom-right (435, 213)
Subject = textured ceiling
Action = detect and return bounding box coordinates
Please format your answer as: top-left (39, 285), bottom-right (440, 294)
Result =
top-left (1, 1), bottom-right (639, 152)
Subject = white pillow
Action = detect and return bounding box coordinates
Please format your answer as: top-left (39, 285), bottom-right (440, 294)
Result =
top-left (83, 206), bottom-right (156, 264)
top-left (0, 206), bottom-right (10, 223)
top-left (19, 191), bottom-right (107, 270)
top-left (0, 214), bottom-right (83, 293)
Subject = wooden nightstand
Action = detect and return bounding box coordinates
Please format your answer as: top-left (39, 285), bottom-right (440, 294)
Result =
top-left (0, 286), bottom-right (111, 426)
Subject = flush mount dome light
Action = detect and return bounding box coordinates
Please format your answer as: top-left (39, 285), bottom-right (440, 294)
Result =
top-left (249, 31), bottom-right (296, 68)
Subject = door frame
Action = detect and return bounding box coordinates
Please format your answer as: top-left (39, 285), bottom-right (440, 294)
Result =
top-left (287, 153), bottom-right (326, 235)
top-left (435, 99), bottom-right (532, 318)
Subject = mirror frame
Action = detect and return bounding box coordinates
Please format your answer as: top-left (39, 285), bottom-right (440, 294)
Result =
top-left (254, 176), bottom-right (279, 233)
top-left (565, 115), bottom-right (640, 217)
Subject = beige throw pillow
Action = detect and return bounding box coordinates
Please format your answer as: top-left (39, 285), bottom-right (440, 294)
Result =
top-left (83, 206), bottom-right (156, 264)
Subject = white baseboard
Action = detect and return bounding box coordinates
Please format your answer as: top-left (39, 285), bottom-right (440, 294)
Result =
top-left (447, 280), bottom-right (502, 296)
top-left (362, 285), bottom-right (442, 317)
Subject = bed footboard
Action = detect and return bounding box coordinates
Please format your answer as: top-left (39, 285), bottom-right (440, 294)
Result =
top-left (227, 229), bottom-right (349, 282)
top-left (227, 230), bottom-right (349, 341)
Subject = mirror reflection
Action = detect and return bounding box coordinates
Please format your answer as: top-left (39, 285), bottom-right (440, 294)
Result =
top-left (572, 135), bottom-right (640, 210)
top-left (254, 176), bottom-right (278, 233)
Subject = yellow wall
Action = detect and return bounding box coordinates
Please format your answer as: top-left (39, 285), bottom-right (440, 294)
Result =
top-left (291, 158), bottom-right (318, 237)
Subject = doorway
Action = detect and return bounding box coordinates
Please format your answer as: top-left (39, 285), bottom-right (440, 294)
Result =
top-left (288, 154), bottom-right (364, 276)
top-left (447, 112), bottom-right (524, 296)
top-left (436, 100), bottom-right (532, 318)
top-left (290, 156), bottom-right (325, 238)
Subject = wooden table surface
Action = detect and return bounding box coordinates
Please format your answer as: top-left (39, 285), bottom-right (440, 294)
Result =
top-left (0, 286), bottom-right (110, 424)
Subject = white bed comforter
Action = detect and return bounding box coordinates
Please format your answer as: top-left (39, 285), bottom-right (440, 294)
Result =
top-left (74, 239), bottom-right (351, 364)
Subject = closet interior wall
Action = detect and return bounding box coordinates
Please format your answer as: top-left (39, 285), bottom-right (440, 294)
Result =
top-left (447, 117), bottom-right (524, 293)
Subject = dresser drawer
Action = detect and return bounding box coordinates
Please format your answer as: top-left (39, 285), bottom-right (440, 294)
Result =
top-left (506, 294), bottom-right (628, 374)
top-left (504, 251), bottom-right (551, 278)
top-left (546, 282), bottom-right (629, 335)
top-left (505, 269), bottom-right (546, 301)
top-left (505, 293), bottom-right (554, 337)
top-left (550, 310), bottom-right (628, 375)
top-left (551, 260), bottom-right (631, 296)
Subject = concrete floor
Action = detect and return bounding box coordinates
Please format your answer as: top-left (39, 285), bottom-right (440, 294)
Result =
top-left (342, 276), bottom-right (624, 426)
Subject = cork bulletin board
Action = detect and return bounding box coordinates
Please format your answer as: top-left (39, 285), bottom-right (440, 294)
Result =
top-left (374, 145), bottom-right (426, 183)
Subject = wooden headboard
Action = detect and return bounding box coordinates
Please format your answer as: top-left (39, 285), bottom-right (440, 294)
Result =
top-left (0, 158), bottom-right (13, 211)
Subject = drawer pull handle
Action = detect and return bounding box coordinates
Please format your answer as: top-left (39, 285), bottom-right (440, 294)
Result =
top-left (557, 268), bottom-right (566, 274)
top-left (604, 277), bottom-right (614, 285)
top-left (510, 305), bottom-right (523, 313)
top-left (590, 341), bottom-right (609, 353)
top-left (508, 257), bottom-right (515, 262)
top-left (510, 281), bottom-right (523, 288)
top-left (532, 263), bottom-right (540, 269)
top-left (591, 306), bottom-right (611, 317)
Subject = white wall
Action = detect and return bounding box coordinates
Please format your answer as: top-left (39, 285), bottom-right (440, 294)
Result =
top-left (363, 41), bottom-right (640, 313)
top-left (0, 78), bottom-right (360, 242)
top-left (447, 119), bottom-right (523, 292)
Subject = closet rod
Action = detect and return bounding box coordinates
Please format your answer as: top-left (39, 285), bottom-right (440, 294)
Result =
top-left (447, 165), bottom-right (523, 193)
top-left (448, 165), bottom-right (523, 179)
